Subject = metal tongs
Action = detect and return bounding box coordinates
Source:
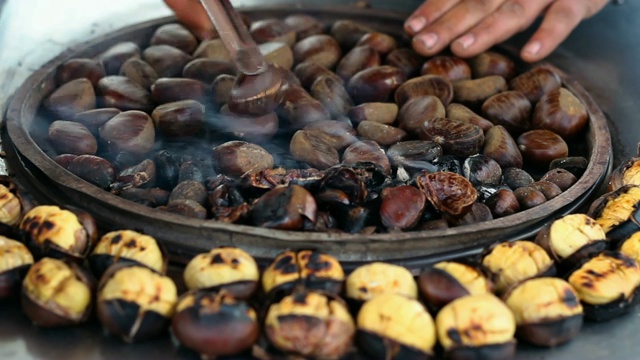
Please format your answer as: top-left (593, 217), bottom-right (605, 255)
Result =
top-left (198, 0), bottom-right (267, 76)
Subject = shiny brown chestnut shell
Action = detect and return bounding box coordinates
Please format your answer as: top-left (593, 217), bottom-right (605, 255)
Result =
top-left (503, 277), bottom-right (583, 347)
top-left (532, 87), bottom-right (588, 139)
top-left (395, 74), bottom-right (453, 107)
top-left (379, 185), bottom-right (426, 230)
top-left (481, 90), bottom-right (532, 135)
top-left (264, 289), bottom-right (355, 360)
top-left (342, 140), bottom-right (391, 175)
top-left (357, 293), bottom-right (436, 360)
top-left (276, 85), bottom-right (330, 129)
top-left (0, 237), bottom-right (34, 299)
top-left (292, 34), bottom-right (342, 69)
top-left (88, 229), bottom-right (167, 278)
top-left (119, 58), bottom-right (158, 90)
top-left (19, 205), bottom-right (98, 261)
top-left (212, 141), bottom-right (274, 178)
top-left (284, 14), bottom-right (325, 40)
top-left (57, 58), bottom-right (106, 87)
top-left (446, 103), bottom-right (494, 132)
top-left (336, 45), bottom-right (381, 82)
top-left (397, 95), bottom-right (445, 135)
top-left (567, 251), bottom-right (640, 321)
top-left (97, 75), bottom-right (152, 112)
top-left (183, 247), bottom-right (259, 300)
top-left (96, 263), bottom-right (178, 342)
top-left (421, 55), bottom-right (471, 81)
top-left (517, 129), bottom-right (569, 169)
top-left (452, 75), bottom-right (507, 107)
top-left (21, 257), bottom-right (93, 327)
top-left (142, 44), bottom-right (192, 78)
top-left (67, 154), bottom-right (116, 189)
top-left (151, 100), bottom-right (205, 138)
top-left (419, 117), bottom-right (484, 158)
top-left (46, 78), bottom-right (96, 118)
top-left (250, 18), bottom-right (296, 47)
top-left (509, 66), bottom-right (562, 103)
top-left (347, 65), bottom-right (406, 104)
top-left (416, 171), bottom-right (477, 218)
top-left (470, 51), bottom-right (516, 80)
top-left (482, 125), bottom-right (523, 169)
top-left (249, 185), bottom-right (317, 230)
top-left (150, 23), bottom-right (198, 54)
top-left (534, 213), bottom-right (608, 274)
top-left (215, 106), bottom-right (279, 144)
top-left (150, 77), bottom-right (206, 104)
top-left (356, 31), bottom-right (398, 55)
top-left (171, 290), bottom-right (260, 359)
top-left (227, 65), bottom-right (284, 116)
top-left (97, 41), bottom-right (141, 75)
top-left (99, 110), bottom-right (155, 156)
top-left (385, 47), bottom-right (424, 78)
top-left (290, 130), bottom-right (340, 170)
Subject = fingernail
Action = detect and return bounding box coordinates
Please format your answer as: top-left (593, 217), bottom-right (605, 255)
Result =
top-left (523, 41), bottom-right (541, 56)
top-left (406, 17), bottom-right (427, 34)
top-left (456, 34), bottom-right (475, 49)
top-left (418, 33), bottom-right (438, 49)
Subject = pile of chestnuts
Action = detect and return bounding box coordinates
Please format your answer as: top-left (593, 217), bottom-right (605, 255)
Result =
top-left (1, 147), bottom-right (640, 359)
top-left (40, 13), bottom-right (592, 234)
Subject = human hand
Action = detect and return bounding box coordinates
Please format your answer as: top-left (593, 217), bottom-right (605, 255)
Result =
top-left (163, 0), bottom-right (215, 39)
top-left (404, 0), bottom-right (610, 63)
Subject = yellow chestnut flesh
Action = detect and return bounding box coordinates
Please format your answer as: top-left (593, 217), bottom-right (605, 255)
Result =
top-left (346, 262), bottom-right (417, 301)
top-left (547, 214), bottom-right (606, 259)
top-left (92, 230), bottom-right (164, 273)
top-left (433, 261), bottom-right (492, 296)
top-left (0, 184), bottom-right (21, 226)
top-left (0, 236), bottom-right (33, 273)
top-left (20, 205), bottom-right (87, 256)
top-left (482, 240), bottom-right (553, 293)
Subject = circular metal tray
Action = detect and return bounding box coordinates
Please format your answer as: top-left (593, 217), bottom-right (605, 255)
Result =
top-left (3, 6), bottom-right (612, 271)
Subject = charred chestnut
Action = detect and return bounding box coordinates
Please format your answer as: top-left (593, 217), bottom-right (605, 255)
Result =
top-left (183, 247), bottom-right (259, 300)
top-left (22, 257), bottom-right (93, 327)
top-left (346, 262), bottom-right (417, 302)
top-left (436, 294), bottom-right (516, 360)
top-left (482, 240), bottom-right (555, 294)
top-left (171, 290), bottom-right (259, 359)
top-left (97, 264), bottom-right (178, 342)
top-left (416, 171), bottom-right (478, 218)
top-left (587, 185), bottom-right (640, 247)
top-left (418, 261), bottom-right (493, 311)
top-left (357, 293), bottom-right (436, 360)
top-left (568, 251), bottom-right (640, 321)
top-left (0, 236), bottom-right (33, 299)
top-left (609, 155), bottom-right (640, 192)
top-left (264, 290), bottom-right (355, 359)
top-left (20, 205), bottom-right (97, 261)
top-left (262, 249), bottom-right (344, 299)
top-left (534, 213), bottom-right (608, 273)
top-left (504, 277), bottom-right (583, 347)
top-left (249, 185), bottom-right (317, 230)
top-left (89, 230), bottom-right (166, 278)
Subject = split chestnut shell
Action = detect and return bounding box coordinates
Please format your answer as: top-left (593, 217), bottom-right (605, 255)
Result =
top-left (588, 185), bottom-right (640, 247)
top-left (0, 236), bottom-right (34, 299)
top-left (418, 261), bottom-right (493, 311)
top-left (89, 229), bottom-right (166, 278)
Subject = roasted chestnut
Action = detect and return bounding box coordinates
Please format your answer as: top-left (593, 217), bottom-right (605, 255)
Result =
top-left (46, 78), bottom-right (96, 118)
top-left (99, 110), bottom-right (156, 156)
top-left (249, 185), bottom-right (317, 230)
top-left (620, 231), bottom-right (640, 265)
top-left (89, 230), bottom-right (166, 278)
top-left (436, 294), bottom-right (516, 360)
top-left (517, 129), bottom-right (569, 168)
top-left (97, 41), bottom-right (141, 75)
top-left (357, 293), bottom-right (436, 360)
top-left (264, 289), bottom-right (355, 359)
top-left (509, 66), bottom-right (562, 103)
top-left (0, 184), bottom-right (23, 227)
top-left (481, 240), bottom-right (555, 294)
top-left (97, 264), bottom-right (178, 342)
top-left (379, 185), bottom-right (426, 230)
top-left (212, 141), bottom-right (274, 178)
top-left (262, 249), bottom-right (344, 300)
top-left (535, 213), bottom-right (608, 273)
top-left (483, 125), bottom-right (523, 169)
top-left (587, 185), bottom-right (640, 247)
top-left (567, 251), bottom-right (640, 321)
top-left (22, 257), bottom-right (93, 327)
top-left (345, 262), bottom-right (417, 302)
top-left (416, 171), bottom-right (478, 218)
top-left (420, 117), bottom-right (484, 158)
top-left (19, 205), bottom-right (98, 261)
top-left (0, 236), bottom-right (33, 299)
top-left (171, 290), bottom-right (259, 359)
top-left (503, 277), bottom-right (583, 347)
top-left (421, 55), bottom-right (471, 81)
top-left (418, 261), bottom-right (493, 311)
top-left (183, 246), bottom-right (259, 300)
top-left (608, 154), bottom-right (640, 192)
top-left (532, 87), bottom-right (588, 139)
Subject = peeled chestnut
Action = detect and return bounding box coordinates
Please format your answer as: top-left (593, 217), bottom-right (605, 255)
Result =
top-left (0, 184), bottom-right (24, 227)
top-left (265, 289), bottom-right (355, 359)
top-left (20, 205), bottom-right (97, 261)
top-left (212, 141), bottom-right (274, 178)
top-left (587, 185), bottom-right (640, 246)
top-left (357, 293), bottom-right (437, 360)
top-left (481, 240), bottom-right (555, 294)
top-left (171, 290), bottom-right (259, 359)
top-left (262, 249), bottom-right (344, 300)
top-left (0, 236), bottom-right (33, 299)
top-left (346, 262), bottom-right (417, 302)
top-left (436, 294), bottom-right (516, 360)
top-left (535, 213), bottom-right (607, 273)
top-left (418, 261), bottom-right (493, 311)
top-left (97, 264), bottom-right (178, 342)
top-left (183, 247), bottom-right (259, 300)
top-left (22, 257), bottom-right (93, 327)
top-left (620, 231), bottom-right (640, 265)
top-left (568, 251), bottom-right (640, 321)
top-left (99, 110), bottom-right (155, 156)
top-left (89, 230), bottom-right (166, 278)
top-left (504, 277), bottom-right (583, 347)
top-left (608, 155), bottom-right (640, 191)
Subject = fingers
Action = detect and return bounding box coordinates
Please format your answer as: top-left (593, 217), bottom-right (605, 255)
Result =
top-left (450, 0), bottom-right (554, 58)
top-left (519, 0), bottom-right (608, 62)
top-left (404, 0), bottom-right (460, 36)
top-left (163, 0), bottom-right (215, 39)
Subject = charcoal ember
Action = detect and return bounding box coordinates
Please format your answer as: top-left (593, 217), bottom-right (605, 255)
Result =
top-left (154, 150), bottom-right (180, 191)
top-left (432, 154), bottom-right (464, 175)
top-left (333, 204), bottom-right (374, 234)
top-left (208, 184), bottom-right (250, 223)
top-left (320, 166), bottom-right (368, 204)
top-left (387, 141), bottom-right (442, 174)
